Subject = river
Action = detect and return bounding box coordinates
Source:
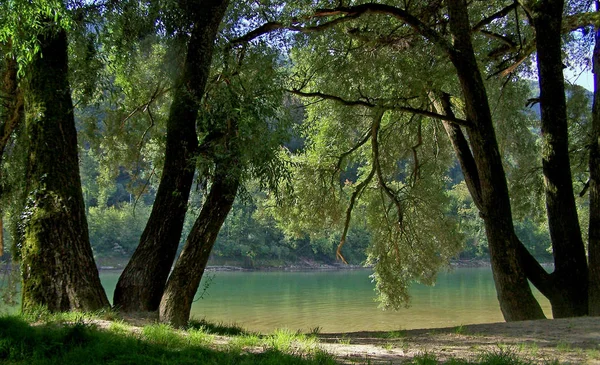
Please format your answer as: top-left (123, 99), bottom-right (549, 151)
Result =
top-left (99, 267), bottom-right (552, 333)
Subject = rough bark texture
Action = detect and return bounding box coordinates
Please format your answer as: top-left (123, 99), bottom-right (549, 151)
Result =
top-left (113, 0), bottom-right (229, 312)
top-left (159, 150), bottom-right (240, 327)
top-left (589, 1), bottom-right (600, 316)
top-left (446, 0), bottom-right (546, 321)
top-left (531, 0), bottom-right (589, 318)
top-left (21, 29), bottom-right (109, 312)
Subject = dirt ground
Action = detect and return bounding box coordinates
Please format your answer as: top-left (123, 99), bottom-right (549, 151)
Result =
top-left (316, 317), bottom-right (600, 364)
top-left (101, 313), bottom-right (600, 364)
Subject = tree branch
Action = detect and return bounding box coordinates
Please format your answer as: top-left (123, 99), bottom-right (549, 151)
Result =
top-left (371, 109), bottom-right (404, 228)
top-left (288, 89), bottom-right (473, 128)
top-left (232, 3), bottom-right (453, 54)
top-left (335, 127), bottom-right (372, 172)
top-left (230, 14), bottom-right (363, 45)
top-left (410, 118), bottom-right (423, 184)
top-left (312, 3), bottom-right (453, 53)
top-left (472, 2), bottom-right (518, 32)
top-left (336, 152), bottom-right (376, 264)
top-left (433, 92), bottom-right (485, 212)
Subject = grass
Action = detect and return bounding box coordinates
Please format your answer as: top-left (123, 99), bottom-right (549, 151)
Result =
top-left (188, 318), bottom-right (246, 336)
top-left (0, 312), bottom-right (569, 365)
top-left (405, 347), bottom-right (562, 365)
top-left (0, 314), bottom-right (337, 365)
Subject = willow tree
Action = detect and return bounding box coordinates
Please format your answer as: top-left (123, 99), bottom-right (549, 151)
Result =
top-left (159, 22), bottom-right (293, 325)
top-left (0, 1), bottom-right (109, 311)
top-left (113, 0), bottom-right (230, 312)
top-left (249, 0), bottom-right (599, 320)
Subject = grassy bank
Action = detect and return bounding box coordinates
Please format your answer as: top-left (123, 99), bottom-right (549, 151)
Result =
top-left (0, 310), bottom-right (562, 365)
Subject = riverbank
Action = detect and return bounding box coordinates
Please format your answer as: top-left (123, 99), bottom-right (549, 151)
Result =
top-left (83, 314), bottom-right (600, 364)
top-left (318, 316), bottom-right (600, 364)
top-left (3, 311), bottom-right (598, 364)
top-left (95, 258), bottom-right (494, 271)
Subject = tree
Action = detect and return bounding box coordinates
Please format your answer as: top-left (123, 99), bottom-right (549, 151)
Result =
top-left (159, 122), bottom-right (240, 327)
top-left (249, 0), bottom-right (599, 320)
top-left (589, 0), bottom-right (600, 316)
top-left (263, 0), bottom-right (544, 320)
top-left (113, 0), bottom-right (230, 312)
top-left (515, 0), bottom-right (588, 317)
top-left (0, 1), bottom-right (109, 311)
top-left (157, 22), bottom-right (293, 324)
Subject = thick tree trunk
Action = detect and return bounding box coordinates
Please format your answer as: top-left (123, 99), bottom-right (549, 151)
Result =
top-left (531, 0), bottom-right (588, 317)
top-left (21, 29), bottom-right (109, 312)
top-left (159, 156), bottom-right (240, 327)
top-left (446, 0), bottom-right (546, 321)
top-left (588, 0), bottom-right (600, 316)
top-left (113, 0), bottom-right (229, 312)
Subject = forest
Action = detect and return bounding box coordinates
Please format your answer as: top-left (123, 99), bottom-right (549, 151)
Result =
top-left (1, 0), bottom-right (600, 334)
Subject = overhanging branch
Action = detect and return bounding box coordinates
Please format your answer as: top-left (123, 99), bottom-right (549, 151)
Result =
top-left (288, 89), bottom-right (473, 128)
top-left (472, 2), bottom-right (518, 32)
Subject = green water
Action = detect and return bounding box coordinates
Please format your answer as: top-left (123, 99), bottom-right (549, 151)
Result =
top-left (99, 267), bottom-right (551, 333)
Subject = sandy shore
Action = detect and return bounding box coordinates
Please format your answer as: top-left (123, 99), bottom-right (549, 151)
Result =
top-left (316, 316), bottom-right (600, 364)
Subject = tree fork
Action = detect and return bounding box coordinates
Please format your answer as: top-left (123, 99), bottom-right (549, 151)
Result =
top-left (159, 139), bottom-right (240, 327)
top-left (113, 0), bottom-right (230, 312)
top-left (447, 0), bottom-right (545, 321)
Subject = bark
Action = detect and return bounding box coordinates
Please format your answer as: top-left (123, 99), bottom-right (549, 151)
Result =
top-left (21, 29), bottom-right (109, 312)
top-left (0, 42), bottom-right (23, 260)
top-left (436, 93), bottom-right (483, 212)
top-left (531, 0), bottom-right (588, 317)
top-left (113, 0), bottom-right (229, 312)
top-left (589, 0), bottom-right (600, 316)
top-left (159, 143), bottom-right (240, 327)
top-left (446, 0), bottom-right (546, 321)
top-left (0, 40), bottom-right (23, 159)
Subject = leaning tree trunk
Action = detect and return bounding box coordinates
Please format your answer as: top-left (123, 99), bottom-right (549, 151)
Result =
top-left (531, 0), bottom-right (589, 318)
top-left (588, 0), bottom-right (600, 316)
top-left (113, 0), bottom-right (229, 312)
top-left (159, 155), bottom-right (240, 327)
top-left (21, 29), bottom-right (109, 312)
top-left (446, 0), bottom-right (546, 321)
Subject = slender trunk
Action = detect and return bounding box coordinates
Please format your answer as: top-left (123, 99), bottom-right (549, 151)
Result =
top-left (436, 93), bottom-right (483, 211)
top-left (446, 0), bottom-right (545, 321)
top-left (113, 0), bottom-right (229, 312)
top-left (531, 0), bottom-right (588, 317)
top-left (159, 155), bottom-right (240, 327)
top-left (21, 29), bottom-right (109, 312)
top-left (588, 0), bottom-right (600, 316)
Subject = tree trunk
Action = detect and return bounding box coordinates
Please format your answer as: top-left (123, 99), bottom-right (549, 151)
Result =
top-left (113, 0), bottom-right (229, 312)
top-left (531, 0), bottom-right (588, 317)
top-left (21, 29), bottom-right (109, 312)
top-left (588, 0), bottom-right (600, 316)
top-left (159, 155), bottom-right (240, 327)
top-left (446, 0), bottom-right (546, 321)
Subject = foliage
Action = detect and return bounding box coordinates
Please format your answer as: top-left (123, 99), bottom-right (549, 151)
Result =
top-left (0, 315), bottom-right (338, 365)
top-left (0, 0), bottom-right (73, 75)
top-left (87, 203), bottom-right (152, 259)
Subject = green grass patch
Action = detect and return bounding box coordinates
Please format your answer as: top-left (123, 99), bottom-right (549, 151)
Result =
top-left (0, 315), bottom-right (337, 365)
top-left (404, 346), bottom-right (561, 364)
top-left (188, 318), bottom-right (246, 336)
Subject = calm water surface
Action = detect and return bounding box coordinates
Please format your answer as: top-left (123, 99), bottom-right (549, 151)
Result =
top-left (99, 268), bottom-right (551, 333)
